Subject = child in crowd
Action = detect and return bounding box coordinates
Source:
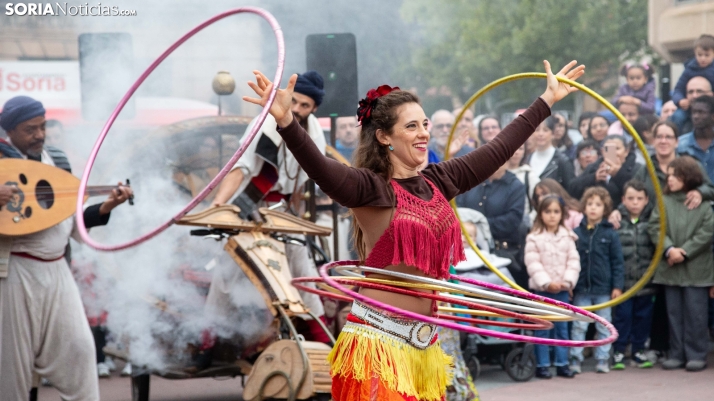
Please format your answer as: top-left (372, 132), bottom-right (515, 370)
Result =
top-left (612, 180), bottom-right (656, 370)
top-left (570, 187), bottom-right (624, 374)
top-left (531, 179), bottom-right (583, 230)
top-left (524, 195), bottom-right (580, 379)
top-left (612, 63), bottom-right (656, 115)
top-left (670, 34), bottom-right (714, 131)
top-left (647, 156), bottom-right (714, 372)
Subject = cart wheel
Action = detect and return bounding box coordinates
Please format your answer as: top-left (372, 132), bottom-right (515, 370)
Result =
top-left (131, 374), bottom-right (150, 401)
top-left (504, 347), bottom-right (536, 382)
top-left (466, 355), bottom-right (481, 381)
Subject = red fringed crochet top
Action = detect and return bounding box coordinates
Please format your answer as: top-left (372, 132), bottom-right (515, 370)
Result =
top-left (275, 98), bottom-right (551, 278)
top-left (364, 178), bottom-right (463, 279)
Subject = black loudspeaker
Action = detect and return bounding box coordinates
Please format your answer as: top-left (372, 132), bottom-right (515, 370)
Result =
top-left (659, 63), bottom-right (671, 104)
top-left (78, 33), bottom-right (135, 121)
top-left (306, 33), bottom-right (358, 118)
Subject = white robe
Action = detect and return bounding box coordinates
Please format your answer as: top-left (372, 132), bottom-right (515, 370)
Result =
top-left (231, 113), bottom-right (326, 197)
top-left (0, 148), bottom-right (98, 401)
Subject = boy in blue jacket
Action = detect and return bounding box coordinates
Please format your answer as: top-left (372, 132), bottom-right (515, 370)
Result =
top-left (570, 187), bottom-right (625, 374)
top-left (670, 34), bottom-right (714, 133)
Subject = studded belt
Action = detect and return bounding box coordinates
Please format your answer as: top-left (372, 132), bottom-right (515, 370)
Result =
top-left (348, 301), bottom-right (437, 349)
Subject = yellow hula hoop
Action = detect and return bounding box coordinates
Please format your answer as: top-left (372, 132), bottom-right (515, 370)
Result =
top-left (445, 72), bottom-right (666, 312)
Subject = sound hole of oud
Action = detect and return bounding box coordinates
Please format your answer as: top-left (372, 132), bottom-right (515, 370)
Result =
top-left (35, 179), bottom-right (54, 210)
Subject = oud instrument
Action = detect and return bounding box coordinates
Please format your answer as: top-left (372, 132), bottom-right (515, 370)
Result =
top-left (0, 159), bottom-right (132, 237)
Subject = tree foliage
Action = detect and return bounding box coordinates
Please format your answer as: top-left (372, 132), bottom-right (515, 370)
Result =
top-left (401, 0), bottom-right (650, 111)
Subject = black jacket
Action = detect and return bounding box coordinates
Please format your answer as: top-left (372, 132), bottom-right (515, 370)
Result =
top-left (455, 171), bottom-right (525, 245)
top-left (527, 148), bottom-right (575, 190)
top-left (616, 202), bottom-right (656, 296)
top-left (574, 219), bottom-right (625, 295)
top-left (568, 152), bottom-right (640, 208)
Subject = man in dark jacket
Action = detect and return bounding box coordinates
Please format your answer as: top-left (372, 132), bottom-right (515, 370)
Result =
top-left (456, 163), bottom-right (526, 285)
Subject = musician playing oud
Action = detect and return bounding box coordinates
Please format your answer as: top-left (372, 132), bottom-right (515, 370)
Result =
top-left (0, 95), bottom-right (133, 401)
top-left (211, 71), bottom-right (329, 342)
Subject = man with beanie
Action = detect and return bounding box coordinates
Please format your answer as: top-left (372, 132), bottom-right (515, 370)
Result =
top-left (211, 71), bottom-right (329, 342)
top-left (0, 95), bottom-right (133, 400)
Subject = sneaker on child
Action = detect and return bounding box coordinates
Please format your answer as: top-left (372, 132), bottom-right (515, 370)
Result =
top-left (569, 359), bottom-right (581, 374)
top-left (97, 362), bottom-right (111, 378)
top-left (535, 367), bottom-right (552, 379)
top-left (612, 352), bottom-right (625, 370)
top-left (556, 365), bottom-right (576, 378)
top-left (596, 359), bottom-right (610, 373)
top-left (121, 363), bottom-right (132, 377)
top-left (631, 350), bottom-right (653, 368)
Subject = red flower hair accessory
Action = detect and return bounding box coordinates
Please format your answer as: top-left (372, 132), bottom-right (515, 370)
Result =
top-left (357, 84), bottom-right (400, 125)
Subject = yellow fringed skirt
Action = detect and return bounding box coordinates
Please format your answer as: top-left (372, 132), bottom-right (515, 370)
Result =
top-left (328, 303), bottom-right (453, 401)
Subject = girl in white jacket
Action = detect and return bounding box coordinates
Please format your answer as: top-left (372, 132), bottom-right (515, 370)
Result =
top-left (524, 194), bottom-right (581, 379)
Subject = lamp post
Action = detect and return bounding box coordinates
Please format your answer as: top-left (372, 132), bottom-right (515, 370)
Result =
top-left (212, 70), bottom-right (235, 116)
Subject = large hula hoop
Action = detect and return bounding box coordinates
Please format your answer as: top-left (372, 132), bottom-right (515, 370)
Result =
top-left (294, 275), bottom-right (581, 322)
top-left (315, 261), bottom-right (617, 347)
top-left (446, 73), bottom-right (666, 312)
top-left (76, 7), bottom-right (285, 251)
top-left (335, 265), bottom-right (590, 322)
top-left (292, 276), bottom-right (554, 330)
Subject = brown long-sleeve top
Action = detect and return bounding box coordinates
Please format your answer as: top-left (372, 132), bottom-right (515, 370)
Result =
top-left (276, 98), bottom-right (551, 206)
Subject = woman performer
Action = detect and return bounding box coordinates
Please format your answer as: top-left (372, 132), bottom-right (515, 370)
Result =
top-left (242, 60), bottom-right (584, 401)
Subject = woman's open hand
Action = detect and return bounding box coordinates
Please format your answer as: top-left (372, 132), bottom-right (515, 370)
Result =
top-left (243, 70), bottom-right (297, 128)
top-left (541, 60), bottom-right (585, 107)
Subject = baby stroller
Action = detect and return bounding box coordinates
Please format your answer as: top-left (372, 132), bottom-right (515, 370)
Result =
top-left (455, 209), bottom-right (537, 382)
top-left (455, 248), bottom-right (537, 382)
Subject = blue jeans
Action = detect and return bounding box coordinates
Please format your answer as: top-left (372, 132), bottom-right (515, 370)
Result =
top-left (534, 291), bottom-right (570, 367)
top-left (613, 294), bottom-right (654, 353)
top-left (570, 293), bottom-right (612, 362)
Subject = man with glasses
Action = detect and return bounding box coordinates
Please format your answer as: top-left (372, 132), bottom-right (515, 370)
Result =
top-left (670, 76), bottom-right (714, 134)
top-left (427, 109), bottom-right (473, 161)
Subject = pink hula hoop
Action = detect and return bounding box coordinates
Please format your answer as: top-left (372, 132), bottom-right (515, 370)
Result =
top-left (76, 7), bottom-right (285, 251)
top-left (318, 261), bottom-right (618, 347)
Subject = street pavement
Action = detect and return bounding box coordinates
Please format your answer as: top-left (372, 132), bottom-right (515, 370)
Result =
top-left (37, 352), bottom-right (714, 400)
top-left (477, 351), bottom-right (714, 401)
